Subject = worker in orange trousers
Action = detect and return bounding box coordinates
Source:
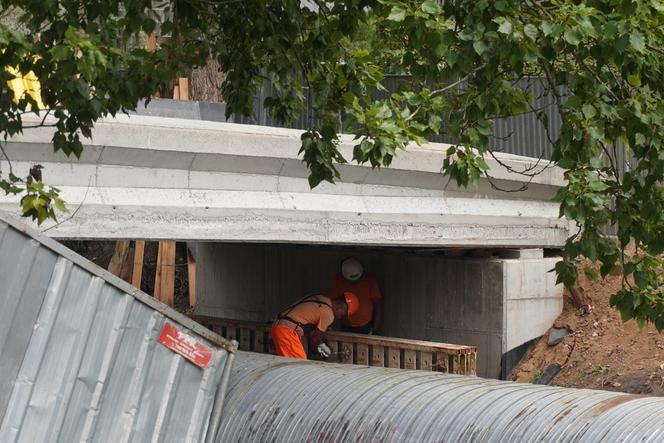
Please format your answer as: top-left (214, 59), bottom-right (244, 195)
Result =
top-left (272, 292), bottom-right (359, 359)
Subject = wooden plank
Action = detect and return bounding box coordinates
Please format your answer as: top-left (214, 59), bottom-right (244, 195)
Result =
top-left (386, 347), bottom-right (400, 368)
top-left (108, 241), bottom-right (131, 278)
top-left (187, 248), bottom-right (196, 308)
top-left (145, 33), bottom-right (161, 98)
top-left (119, 245), bottom-right (134, 282)
top-left (172, 84), bottom-right (180, 100)
top-left (239, 328), bottom-right (251, 351)
top-left (435, 352), bottom-right (449, 373)
top-left (226, 326), bottom-right (237, 342)
top-left (186, 315), bottom-right (477, 373)
top-left (324, 330), bottom-right (476, 354)
top-left (403, 349), bottom-right (417, 370)
top-left (417, 351), bottom-right (433, 371)
top-left (146, 33), bottom-right (157, 52)
top-left (253, 328), bottom-right (266, 353)
top-left (329, 331), bottom-right (476, 350)
top-left (162, 240), bottom-right (176, 305)
top-left (131, 240), bottom-right (145, 289)
top-left (192, 316), bottom-right (258, 328)
top-left (178, 77), bottom-right (189, 100)
top-left (154, 241), bottom-right (176, 306)
top-left (370, 345), bottom-right (384, 367)
top-left (154, 241), bottom-right (162, 298)
top-left (356, 343), bottom-right (369, 365)
top-left (326, 340), bottom-right (338, 363)
top-left (194, 316), bottom-right (476, 356)
top-left (452, 354), bottom-right (461, 375)
top-left (341, 342), bottom-right (354, 364)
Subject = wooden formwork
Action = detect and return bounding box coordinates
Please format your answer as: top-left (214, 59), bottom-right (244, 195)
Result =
top-left (192, 315), bottom-right (477, 376)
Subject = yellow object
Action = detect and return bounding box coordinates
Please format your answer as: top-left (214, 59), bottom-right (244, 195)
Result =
top-left (6, 66), bottom-right (45, 109)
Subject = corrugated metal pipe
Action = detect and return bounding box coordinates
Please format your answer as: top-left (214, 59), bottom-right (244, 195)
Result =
top-left (206, 347), bottom-right (237, 443)
top-left (217, 352), bottom-right (664, 442)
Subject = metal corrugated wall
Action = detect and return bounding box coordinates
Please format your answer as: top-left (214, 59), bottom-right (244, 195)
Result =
top-left (0, 214), bottom-right (236, 443)
top-left (235, 75), bottom-right (563, 160)
top-left (217, 352), bottom-right (664, 442)
top-left (138, 79), bottom-right (631, 175)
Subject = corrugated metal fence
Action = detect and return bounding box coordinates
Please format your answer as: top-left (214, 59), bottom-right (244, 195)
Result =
top-left (137, 76), bottom-right (635, 179)
top-left (233, 75), bottom-right (563, 160)
top-left (218, 351), bottom-right (664, 443)
top-left (0, 214), bottom-right (236, 443)
top-left (374, 75), bottom-right (563, 159)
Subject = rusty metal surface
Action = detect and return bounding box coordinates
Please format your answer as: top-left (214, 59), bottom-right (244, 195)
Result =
top-left (0, 213), bottom-right (235, 442)
top-left (218, 351), bottom-right (664, 442)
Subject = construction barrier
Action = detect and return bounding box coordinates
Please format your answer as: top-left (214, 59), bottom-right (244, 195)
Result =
top-left (0, 215), bottom-right (236, 443)
top-left (192, 315), bottom-right (477, 376)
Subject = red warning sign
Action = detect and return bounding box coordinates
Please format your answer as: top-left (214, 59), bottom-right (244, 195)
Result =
top-left (158, 322), bottom-right (213, 368)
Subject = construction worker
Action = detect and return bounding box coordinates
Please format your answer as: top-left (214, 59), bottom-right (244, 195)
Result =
top-left (272, 292), bottom-right (359, 360)
top-left (328, 257), bottom-right (382, 334)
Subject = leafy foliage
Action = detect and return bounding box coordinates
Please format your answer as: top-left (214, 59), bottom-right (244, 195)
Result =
top-left (3, 0), bottom-right (664, 328)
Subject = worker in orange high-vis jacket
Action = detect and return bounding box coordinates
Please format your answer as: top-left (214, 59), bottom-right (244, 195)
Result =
top-left (328, 257), bottom-right (382, 334)
top-left (272, 292), bottom-right (359, 360)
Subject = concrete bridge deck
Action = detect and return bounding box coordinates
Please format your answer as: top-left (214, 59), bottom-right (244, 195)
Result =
top-left (0, 113), bottom-right (571, 246)
top-left (0, 113), bottom-right (570, 377)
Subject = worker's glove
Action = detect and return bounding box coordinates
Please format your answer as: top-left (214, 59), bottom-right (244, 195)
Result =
top-left (317, 343), bottom-right (331, 358)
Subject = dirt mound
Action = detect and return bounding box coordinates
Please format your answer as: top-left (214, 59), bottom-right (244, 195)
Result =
top-left (512, 266), bottom-right (664, 395)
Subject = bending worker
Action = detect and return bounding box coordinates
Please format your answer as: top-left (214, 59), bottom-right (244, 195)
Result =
top-left (328, 257), bottom-right (382, 334)
top-left (272, 292), bottom-right (359, 359)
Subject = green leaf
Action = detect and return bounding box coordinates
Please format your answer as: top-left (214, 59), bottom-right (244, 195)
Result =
top-left (387, 6), bottom-right (407, 22)
top-left (54, 198), bottom-right (67, 212)
top-left (627, 72), bottom-right (641, 87)
top-left (564, 29), bottom-right (580, 45)
top-left (629, 32), bottom-right (645, 52)
top-left (583, 267), bottom-right (598, 280)
top-left (421, 0), bottom-right (441, 15)
top-left (498, 21), bottom-right (513, 35)
top-left (524, 24), bottom-right (538, 41)
top-left (473, 40), bottom-right (488, 55)
top-left (582, 104), bottom-right (596, 119)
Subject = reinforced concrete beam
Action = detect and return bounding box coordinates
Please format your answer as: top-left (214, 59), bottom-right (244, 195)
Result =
top-left (0, 113), bottom-right (572, 246)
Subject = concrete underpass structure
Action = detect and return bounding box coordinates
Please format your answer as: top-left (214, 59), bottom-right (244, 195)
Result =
top-left (0, 113), bottom-right (573, 378)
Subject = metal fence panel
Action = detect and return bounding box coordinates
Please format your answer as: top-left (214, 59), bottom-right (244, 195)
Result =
top-left (0, 213), bottom-right (236, 443)
top-left (218, 351), bottom-right (664, 443)
top-left (135, 77), bottom-right (631, 172)
top-left (0, 222), bottom-right (58, 420)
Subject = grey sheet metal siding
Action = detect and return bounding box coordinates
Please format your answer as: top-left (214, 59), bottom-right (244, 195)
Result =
top-left (226, 75), bottom-right (562, 160)
top-left (218, 352), bottom-right (664, 442)
top-left (0, 214), bottom-right (236, 443)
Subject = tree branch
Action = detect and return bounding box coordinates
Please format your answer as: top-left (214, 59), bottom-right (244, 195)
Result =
top-left (430, 63), bottom-right (487, 96)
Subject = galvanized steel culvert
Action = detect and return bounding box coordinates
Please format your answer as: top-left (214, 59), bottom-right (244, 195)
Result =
top-left (217, 352), bottom-right (664, 442)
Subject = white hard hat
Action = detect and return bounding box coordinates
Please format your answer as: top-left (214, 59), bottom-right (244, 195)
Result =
top-left (341, 257), bottom-right (363, 281)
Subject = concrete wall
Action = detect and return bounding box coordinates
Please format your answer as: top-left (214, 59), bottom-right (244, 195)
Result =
top-left (503, 252), bottom-right (563, 352)
top-left (195, 243), bottom-right (563, 378)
